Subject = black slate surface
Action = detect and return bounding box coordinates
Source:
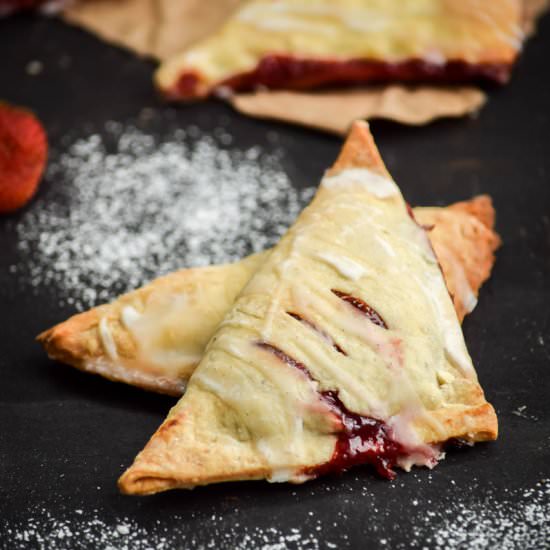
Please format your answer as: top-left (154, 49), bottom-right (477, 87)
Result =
top-left (0, 12), bottom-right (549, 550)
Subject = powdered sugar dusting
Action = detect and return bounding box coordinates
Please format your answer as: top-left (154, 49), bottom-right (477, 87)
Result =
top-left (9, 123), bottom-right (314, 310)
top-left (2, 480), bottom-right (548, 549)
top-left (2, 507), bottom-right (322, 550)
top-left (417, 479), bottom-right (550, 549)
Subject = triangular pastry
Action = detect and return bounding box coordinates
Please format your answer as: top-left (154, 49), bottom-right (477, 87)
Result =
top-left (118, 122), bottom-right (497, 494)
top-left (156, 0), bottom-right (523, 100)
top-left (38, 197), bottom-right (500, 396)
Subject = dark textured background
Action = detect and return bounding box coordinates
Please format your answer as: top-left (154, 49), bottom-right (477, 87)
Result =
top-left (0, 12), bottom-right (549, 549)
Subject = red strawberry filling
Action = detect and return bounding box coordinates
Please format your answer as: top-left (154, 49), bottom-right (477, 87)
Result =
top-left (331, 289), bottom-right (387, 329)
top-left (257, 341), bottom-right (434, 479)
top-left (307, 390), bottom-right (405, 479)
top-left (168, 55), bottom-right (512, 99)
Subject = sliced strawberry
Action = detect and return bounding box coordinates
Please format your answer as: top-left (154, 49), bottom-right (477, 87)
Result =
top-left (0, 102), bottom-right (47, 213)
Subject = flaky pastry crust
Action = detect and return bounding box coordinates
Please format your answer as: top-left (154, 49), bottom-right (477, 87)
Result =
top-left (416, 196), bottom-right (501, 321)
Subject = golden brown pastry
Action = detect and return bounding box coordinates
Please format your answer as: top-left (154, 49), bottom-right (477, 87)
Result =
top-left (38, 196), bottom-right (499, 396)
top-left (118, 122), bottom-right (497, 494)
top-left (156, 0), bottom-right (523, 100)
top-left (38, 254), bottom-right (264, 395)
top-left (415, 195), bottom-right (501, 321)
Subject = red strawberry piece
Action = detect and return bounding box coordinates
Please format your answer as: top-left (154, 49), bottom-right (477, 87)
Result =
top-left (0, 102), bottom-right (47, 214)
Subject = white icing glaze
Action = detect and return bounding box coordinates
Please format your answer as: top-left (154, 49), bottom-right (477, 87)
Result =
top-left (238, 6), bottom-right (336, 35)
top-left (397, 447), bottom-right (441, 472)
top-left (439, 306), bottom-right (475, 376)
top-left (316, 251), bottom-right (369, 281)
top-left (268, 470), bottom-right (312, 484)
top-left (98, 317), bottom-right (118, 360)
top-left (403, 214), bottom-right (476, 378)
top-left (405, 219), bottom-right (440, 265)
top-left (267, 467), bottom-right (298, 483)
top-left (374, 233), bottom-right (397, 258)
top-left (261, 234), bottom-right (302, 340)
top-left (322, 168), bottom-right (399, 199)
top-left (444, 342), bottom-right (474, 376)
top-left (193, 338), bottom-right (330, 476)
top-left (121, 305), bottom-right (141, 328)
top-left (463, 291), bottom-right (478, 315)
top-left (412, 269), bottom-right (474, 377)
top-left (388, 407), bottom-right (443, 471)
top-left (118, 295), bottom-right (204, 374)
top-left (331, 299), bottom-right (403, 372)
top-left (446, 255), bottom-right (478, 315)
top-left (289, 282), bottom-right (391, 418)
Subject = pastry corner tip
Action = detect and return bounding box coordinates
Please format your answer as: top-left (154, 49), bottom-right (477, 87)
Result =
top-left (330, 118), bottom-right (389, 177)
top-left (117, 469), bottom-right (156, 496)
top-left (452, 194), bottom-right (498, 231)
top-left (35, 326), bottom-right (52, 344)
top-left (478, 402), bottom-right (499, 442)
top-left (469, 194), bottom-right (497, 228)
top-left (117, 462), bottom-right (176, 496)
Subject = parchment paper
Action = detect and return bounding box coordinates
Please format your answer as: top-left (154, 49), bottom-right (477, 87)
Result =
top-left (63, 0), bottom-right (243, 60)
top-left (231, 87), bottom-right (487, 135)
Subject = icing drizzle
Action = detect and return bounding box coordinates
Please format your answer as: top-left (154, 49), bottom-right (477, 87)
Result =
top-left (257, 342), bottom-right (438, 479)
top-left (322, 168), bottom-right (398, 198)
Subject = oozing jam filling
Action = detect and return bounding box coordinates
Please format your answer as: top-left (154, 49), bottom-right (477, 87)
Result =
top-left (170, 72), bottom-right (201, 99)
top-left (168, 55), bottom-right (511, 99)
top-left (287, 311), bottom-right (347, 355)
top-left (309, 390), bottom-right (405, 479)
top-left (256, 342), bottom-right (425, 479)
top-left (331, 289), bottom-right (388, 329)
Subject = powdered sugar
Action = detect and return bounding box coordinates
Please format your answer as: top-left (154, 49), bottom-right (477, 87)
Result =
top-left (407, 479), bottom-right (550, 549)
top-left (1, 480), bottom-right (548, 549)
top-left (9, 123), bottom-right (313, 310)
top-left (2, 507), bottom-right (322, 550)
